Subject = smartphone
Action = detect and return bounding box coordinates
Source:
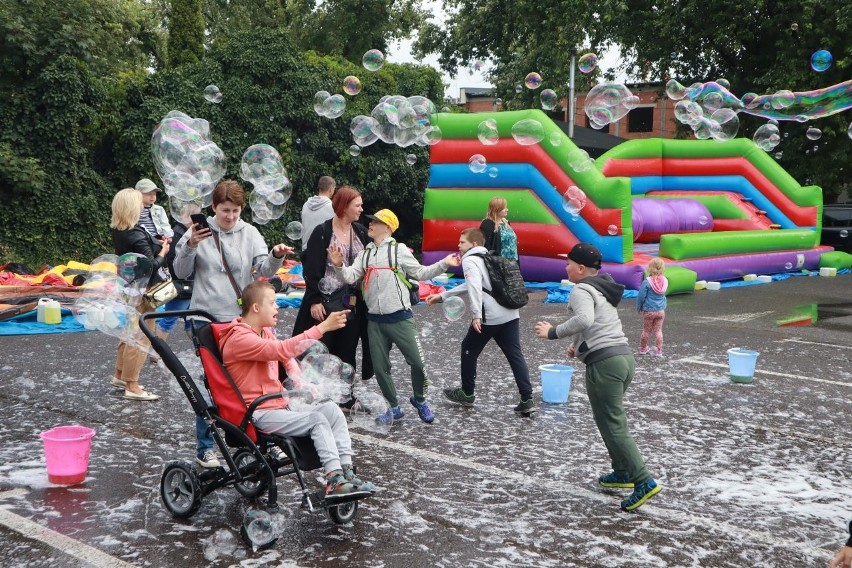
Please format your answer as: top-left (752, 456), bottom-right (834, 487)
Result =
top-left (190, 213), bottom-right (209, 231)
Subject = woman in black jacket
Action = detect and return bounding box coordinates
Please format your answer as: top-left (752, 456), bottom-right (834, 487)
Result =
top-left (109, 188), bottom-right (169, 401)
top-left (292, 186), bottom-right (373, 388)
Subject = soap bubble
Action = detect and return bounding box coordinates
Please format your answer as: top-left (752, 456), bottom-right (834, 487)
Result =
top-left (424, 125), bottom-right (443, 145)
top-left (203, 85), bottom-right (222, 104)
top-left (775, 151), bottom-right (783, 159)
top-left (285, 221), bottom-right (302, 241)
top-left (709, 108), bottom-right (740, 142)
top-left (702, 92), bottom-right (724, 113)
top-left (566, 148), bottom-right (593, 172)
top-left (515, 84), bottom-right (523, 94)
top-left (562, 186), bottom-right (587, 215)
top-left (343, 76), bottom-right (362, 96)
top-left (362, 49), bottom-right (385, 71)
top-left (350, 115), bottom-right (379, 147)
top-left (241, 510), bottom-right (278, 552)
top-left (524, 72), bottom-right (542, 89)
top-left (487, 166), bottom-right (498, 178)
top-left (239, 144), bottom-right (291, 212)
top-left (511, 118), bottom-right (544, 145)
top-left (698, 215), bottom-right (709, 226)
top-left (753, 123), bottom-right (781, 151)
top-left (318, 277), bottom-right (341, 296)
top-left (584, 83), bottom-right (639, 127)
top-left (848, 122), bottom-right (852, 139)
top-left (349, 388), bottom-right (392, 435)
top-left (349, 145), bottom-right (361, 157)
top-left (810, 50), bottom-right (832, 72)
top-left (540, 89), bottom-right (558, 110)
top-left (322, 94), bottom-right (346, 119)
top-left (607, 225), bottom-right (618, 235)
top-left (549, 131), bottom-right (562, 146)
top-left (405, 154), bottom-right (417, 165)
top-left (790, 22), bottom-right (798, 31)
top-left (841, 230), bottom-right (849, 238)
top-left (716, 78), bottom-right (730, 90)
top-left (665, 79), bottom-right (687, 100)
top-left (313, 91), bottom-right (331, 115)
top-left (443, 296), bottom-right (466, 322)
top-left (805, 127), bottom-right (822, 140)
top-left (578, 53), bottom-right (598, 74)
top-left (477, 119), bottom-right (499, 145)
top-left (468, 154), bottom-right (487, 174)
top-left (168, 196), bottom-right (202, 225)
top-left (784, 262), bottom-right (793, 270)
top-left (771, 90), bottom-right (796, 109)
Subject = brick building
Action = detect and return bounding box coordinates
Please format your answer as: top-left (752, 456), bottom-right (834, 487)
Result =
top-left (566, 81), bottom-right (678, 140)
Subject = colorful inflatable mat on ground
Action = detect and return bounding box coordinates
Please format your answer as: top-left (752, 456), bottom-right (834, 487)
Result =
top-left (421, 110), bottom-right (828, 289)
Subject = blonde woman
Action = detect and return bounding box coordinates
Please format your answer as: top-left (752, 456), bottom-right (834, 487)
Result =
top-left (636, 257), bottom-right (668, 356)
top-left (110, 188), bottom-right (169, 401)
top-left (479, 196), bottom-right (519, 261)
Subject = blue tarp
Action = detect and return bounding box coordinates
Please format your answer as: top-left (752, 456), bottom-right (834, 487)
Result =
top-left (0, 308), bottom-right (89, 336)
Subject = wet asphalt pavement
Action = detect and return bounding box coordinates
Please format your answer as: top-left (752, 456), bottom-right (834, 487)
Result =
top-left (1, 273), bottom-right (851, 567)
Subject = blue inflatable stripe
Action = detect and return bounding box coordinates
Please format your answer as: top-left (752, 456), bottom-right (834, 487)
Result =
top-left (428, 163), bottom-right (625, 261)
top-left (630, 175), bottom-right (796, 229)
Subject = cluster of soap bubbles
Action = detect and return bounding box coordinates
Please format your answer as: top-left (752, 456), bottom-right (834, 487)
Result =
top-left (151, 110), bottom-right (226, 213)
top-left (562, 186), bottom-right (588, 216)
top-left (584, 83), bottom-right (640, 129)
top-left (578, 53), bottom-right (598, 74)
top-left (313, 91), bottom-right (346, 119)
top-left (668, 80), bottom-right (744, 141)
top-left (348, 95), bottom-right (440, 149)
top-left (72, 254), bottom-right (158, 353)
top-left (239, 144), bottom-right (291, 225)
top-left (753, 123), bottom-right (781, 151)
top-left (204, 85), bottom-right (223, 104)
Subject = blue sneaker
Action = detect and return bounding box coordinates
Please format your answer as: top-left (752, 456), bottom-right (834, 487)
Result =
top-left (620, 478), bottom-right (661, 511)
top-left (409, 397), bottom-right (434, 424)
top-left (598, 471), bottom-right (634, 489)
top-left (375, 406), bottom-right (404, 425)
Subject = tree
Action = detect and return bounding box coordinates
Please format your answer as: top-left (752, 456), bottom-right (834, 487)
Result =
top-left (416, 0), bottom-right (851, 198)
top-left (168, 0), bottom-right (205, 67)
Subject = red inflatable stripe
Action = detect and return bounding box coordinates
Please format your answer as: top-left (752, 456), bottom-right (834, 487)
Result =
top-left (422, 219), bottom-right (577, 258)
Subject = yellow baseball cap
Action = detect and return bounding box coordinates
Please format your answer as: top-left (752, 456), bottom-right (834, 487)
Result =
top-left (365, 209), bottom-right (399, 233)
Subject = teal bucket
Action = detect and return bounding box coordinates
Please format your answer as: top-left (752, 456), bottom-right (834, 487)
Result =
top-left (727, 348), bottom-right (759, 384)
top-left (539, 364), bottom-right (574, 404)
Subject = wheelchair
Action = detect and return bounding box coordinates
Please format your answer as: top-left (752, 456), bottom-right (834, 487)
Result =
top-left (140, 310), bottom-right (370, 526)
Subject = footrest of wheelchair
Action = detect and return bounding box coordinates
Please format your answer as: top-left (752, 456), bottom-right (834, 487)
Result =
top-left (302, 489), bottom-right (371, 510)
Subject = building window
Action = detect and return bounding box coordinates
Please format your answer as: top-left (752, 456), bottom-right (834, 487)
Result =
top-left (585, 116), bottom-right (610, 133)
top-left (628, 107), bottom-right (654, 133)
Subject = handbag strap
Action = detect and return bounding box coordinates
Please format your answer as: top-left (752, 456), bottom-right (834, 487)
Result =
top-left (211, 231), bottom-right (243, 304)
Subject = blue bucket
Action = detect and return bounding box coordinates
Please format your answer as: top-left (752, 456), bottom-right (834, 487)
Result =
top-left (727, 348), bottom-right (759, 384)
top-left (539, 364), bottom-right (574, 404)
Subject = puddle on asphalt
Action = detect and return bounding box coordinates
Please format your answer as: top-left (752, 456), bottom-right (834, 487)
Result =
top-left (775, 302), bottom-right (852, 328)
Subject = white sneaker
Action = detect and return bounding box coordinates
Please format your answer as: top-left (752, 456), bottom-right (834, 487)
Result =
top-left (195, 449), bottom-right (220, 469)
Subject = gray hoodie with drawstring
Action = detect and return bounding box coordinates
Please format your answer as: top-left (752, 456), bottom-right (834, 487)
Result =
top-left (300, 196), bottom-right (334, 251)
top-left (173, 216), bottom-right (284, 322)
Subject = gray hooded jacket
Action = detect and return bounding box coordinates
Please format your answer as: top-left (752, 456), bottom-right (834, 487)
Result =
top-left (300, 196), bottom-right (334, 251)
top-left (173, 216), bottom-right (283, 322)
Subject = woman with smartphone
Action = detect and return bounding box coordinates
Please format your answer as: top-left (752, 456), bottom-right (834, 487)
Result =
top-left (172, 179), bottom-right (293, 468)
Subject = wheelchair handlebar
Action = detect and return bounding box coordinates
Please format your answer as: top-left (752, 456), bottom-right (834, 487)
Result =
top-left (139, 309), bottom-right (220, 343)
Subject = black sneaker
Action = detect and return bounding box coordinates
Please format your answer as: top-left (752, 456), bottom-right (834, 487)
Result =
top-left (442, 387), bottom-right (475, 407)
top-left (513, 398), bottom-right (537, 414)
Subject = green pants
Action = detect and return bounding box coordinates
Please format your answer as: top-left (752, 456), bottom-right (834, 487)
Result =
top-left (367, 318), bottom-right (428, 408)
top-left (585, 354), bottom-right (650, 484)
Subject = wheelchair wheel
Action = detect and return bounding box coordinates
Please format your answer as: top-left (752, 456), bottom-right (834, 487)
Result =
top-left (233, 449), bottom-right (269, 498)
top-left (327, 500), bottom-right (359, 524)
top-left (160, 461), bottom-right (203, 518)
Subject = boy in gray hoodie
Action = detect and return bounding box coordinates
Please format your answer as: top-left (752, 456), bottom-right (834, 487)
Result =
top-left (300, 176), bottom-right (335, 252)
top-left (329, 209), bottom-right (460, 424)
top-left (534, 243), bottom-right (661, 512)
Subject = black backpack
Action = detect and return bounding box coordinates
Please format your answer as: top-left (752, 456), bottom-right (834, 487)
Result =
top-left (471, 253), bottom-right (528, 309)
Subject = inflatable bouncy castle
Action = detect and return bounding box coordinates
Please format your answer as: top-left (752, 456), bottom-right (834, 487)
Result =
top-left (421, 110), bottom-right (829, 289)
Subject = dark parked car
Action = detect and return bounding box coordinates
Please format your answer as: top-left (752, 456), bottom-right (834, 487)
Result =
top-left (822, 205), bottom-right (852, 253)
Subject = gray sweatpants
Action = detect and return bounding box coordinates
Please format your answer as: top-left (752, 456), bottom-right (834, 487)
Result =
top-left (253, 401), bottom-right (353, 475)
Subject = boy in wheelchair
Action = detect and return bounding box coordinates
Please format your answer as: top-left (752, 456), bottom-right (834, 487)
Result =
top-left (218, 280), bottom-right (375, 503)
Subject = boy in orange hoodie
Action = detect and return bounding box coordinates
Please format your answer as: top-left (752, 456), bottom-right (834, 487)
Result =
top-left (218, 280), bottom-right (373, 502)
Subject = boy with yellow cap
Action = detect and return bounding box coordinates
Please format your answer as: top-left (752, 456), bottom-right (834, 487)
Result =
top-left (329, 209), bottom-right (460, 424)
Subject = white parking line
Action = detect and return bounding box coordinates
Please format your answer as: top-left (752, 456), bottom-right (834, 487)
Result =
top-left (0, 489), bottom-right (134, 568)
top-left (674, 356), bottom-right (850, 387)
top-left (781, 338), bottom-right (852, 350)
top-left (351, 434), bottom-right (830, 561)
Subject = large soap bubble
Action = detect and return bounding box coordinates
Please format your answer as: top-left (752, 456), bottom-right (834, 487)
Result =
top-left (477, 119), bottom-right (499, 145)
top-left (348, 387), bottom-right (392, 435)
top-left (366, 95), bottom-right (437, 148)
top-left (578, 53), bottom-right (598, 74)
top-left (584, 83), bottom-right (640, 128)
top-left (709, 108), bottom-right (740, 142)
top-left (203, 85), bottom-right (222, 104)
top-left (511, 118), bottom-right (544, 145)
top-left (343, 76), bottom-right (362, 96)
top-left (524, 72), bottom-right (543, 89)
top-left (443, 296), bottom-right (467, 321)
top-left (151, 111), bottom-right (226, 203)
top-left (540, 89), bottom-right (558, 111)
top-left (240, 144), bottom-right (291, 222)
top-left (753, 123), bottom-right (781, 151)
top-left (810, 50), bottom-right (832, 72)
top-left (468, 154), bottom-right (487, 174)
top-left (362, 49), bottom-right (385, 71)
top-left (350, 115), bottom-right (379, 147)
top-left (562, 186), bottom-right (587, 215)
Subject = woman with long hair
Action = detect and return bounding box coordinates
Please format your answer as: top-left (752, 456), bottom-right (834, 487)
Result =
top-left (480, 196), bottom-right (519, 261)
top-left (292, 186), bottom-right (372, 389)
top-left (110, 188), bottom-right (169, 401)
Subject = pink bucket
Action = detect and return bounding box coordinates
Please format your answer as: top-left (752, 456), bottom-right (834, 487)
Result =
top-left (39, 425), bottom-right (96, 485)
